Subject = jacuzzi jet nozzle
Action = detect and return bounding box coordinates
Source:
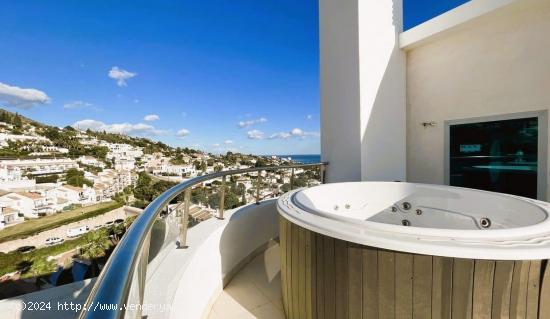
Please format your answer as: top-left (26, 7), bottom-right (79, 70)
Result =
top-left (480, 218), bottom-right (491, 229)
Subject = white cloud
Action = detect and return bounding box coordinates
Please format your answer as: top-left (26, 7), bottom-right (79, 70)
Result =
top-left (108, 66), bottom-right (137, 87)
top-left (224, 139), bottom-right (233, 145)
top-left (247, 129), bottom-right (264, 140)
top-left (143, 114), bottom-right (160, 121)
top-left (213, 143), bottom-right (221, 147)
top-left (306, 114), bottom-right (313, 120)
top-left (269, 132), bottom-right (292, 139)
top-left (176, 128), bottom-right (190, 138)
top-left (0, 82), bottom-right (50, 109)
top-left (72, 119), bottom-right (165, 136)
top-left (248, 127), bottom-right (319, 140)
top-left (64, 100), bottom-right (92, 109)
top-left (291, 128), bottom-right (303, 135)
top-left (238, 117), bottom-right (267, 128)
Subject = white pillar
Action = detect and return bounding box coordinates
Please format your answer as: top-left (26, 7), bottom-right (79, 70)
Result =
top-left (320, 0), bottom-right (406, 183)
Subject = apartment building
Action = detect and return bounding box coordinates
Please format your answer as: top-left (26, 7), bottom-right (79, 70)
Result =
top-left (0, 158), bottom-right (78, 176)
top-left (56, 184), bottom-right (98, 206)
top-left (0, 191), bottom-right (61, 218)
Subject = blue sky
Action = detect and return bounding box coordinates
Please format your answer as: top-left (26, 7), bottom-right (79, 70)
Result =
top-left (0, 0), bottom-right (467, 155)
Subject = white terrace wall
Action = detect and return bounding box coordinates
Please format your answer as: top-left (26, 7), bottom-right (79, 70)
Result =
top-left (406, 0), bottom-right (550, 199)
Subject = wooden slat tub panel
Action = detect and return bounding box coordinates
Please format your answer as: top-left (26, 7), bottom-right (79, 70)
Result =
top-left (286, 218), bottom-right (294, 319)
top-left (413, 254), bottom-right (432, 319)
top-left (291, 222), bottom-right (300, 319)
top-left (279, 216), bottom-right (288, 315)
top-left (363, 247), bottom-right (379, 319)
top-left (526, 260), bottom-right (541, 319)
top-left (298, 227), bottom-right (307, 319)
top-left (452, 258), bottom-right (474, 319)
top-left (348, 244), bottom-right (363, 319)
top-left (540, 261), bottom-right (550, 318)
top-left (323, 236), bottom-right (336, 318)
top-left (378, 250), bottom-right (396, 319)
top-left (510, 261), bottom-right (530, 319)
top-left (334, 239), bottom-right (348, 319)
top-left (432, 256), bottom-right (453, 319)
top-left (315, 233), bottom-right (325, 319)
top-left (395, 252), bottom-right (413, 319)
top-left (278, 216), bottom-right (549, 319)
top-left (305, 230), bottom-right (313, 319)
top-left (472, 260), bottom-right (495, 319)
top-left (492, 261), bottom-right (514, 319)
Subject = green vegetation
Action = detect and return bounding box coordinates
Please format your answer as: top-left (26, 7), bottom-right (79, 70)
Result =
top-left (39, 127), bottom-right (110, 159)
top-left (35, 174), bottom-right (59, 184)
top-left (0, 109), bottom-right (171, 160)
top-left (0, 140), bottom-right (30, 157)
top-left (77, 162), bottom-right (103, 174)
top-left (0, 110), bottom-right (25, 128)
top-left (0, 215), bottom-right (135, 279)
top-left (79, 228), bottom-right (112, 276)
top-left (132, 172), bottom-right (181, 208)
top-left (65, 168), bottom-right (93, 187)
top-left (0, 202), bottom-right (122, 244)
top-left (207, 191), bottom-right (240, 209)
top-left (194, 160), bottom-right (207, 172)
top-left (1, 232), bottom-right (92, 277)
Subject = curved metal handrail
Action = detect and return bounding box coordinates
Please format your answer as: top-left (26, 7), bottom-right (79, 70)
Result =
top-left (79, 162), bottom-right (327, 318)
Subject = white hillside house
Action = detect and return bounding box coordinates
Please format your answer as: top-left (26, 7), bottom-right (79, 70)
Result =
top-left (0, 158), bottom-right (78, 175)
top-left (57, 184), bottom-right (98, 205)
top-left (0, 192), bottom-right (57, 218)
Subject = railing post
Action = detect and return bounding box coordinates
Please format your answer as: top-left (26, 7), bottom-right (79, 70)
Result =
top-left (218, 176), bottom-right (225, 219)
top-left (320, 164), bottom-right (326, 184)
top-left (290, 168), bottom-right (295, 190)
top-left (178, 188), bottom-right (191, 248)
top-left (256, 172), bottom-right (262, 205)
top-left (137, 232), bottom-right (151, 317)
top-left (267, 172), bottom-right (273, 199)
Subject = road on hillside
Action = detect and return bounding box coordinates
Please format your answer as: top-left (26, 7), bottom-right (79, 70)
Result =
top-left (0, 207), bottom-right (128, 253)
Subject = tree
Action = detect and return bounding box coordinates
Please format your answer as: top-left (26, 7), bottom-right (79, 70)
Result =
top-left (255, 158), bottom-right (268, 167)
top-left (13, 113), bottom-right (23, 128)
top-left (65, 168), bottom-right (93, 187)
top-left (43, 127), bottom-right (62, 141)
top-left (79, 229), bottom-right (112, 276)
top-left (208, 191), bottom-right (240, 209)
top-left (36, 174), bottom-right (59, 184)
top-left (281, 183), bottom-right (291, 193)
top-left (29, 258), bottom-right (56, 279)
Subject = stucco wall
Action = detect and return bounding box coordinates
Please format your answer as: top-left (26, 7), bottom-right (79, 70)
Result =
top-left (406, 0), bottom-right (550, 199)
top-left (319, 0), bottom-right (406, 183)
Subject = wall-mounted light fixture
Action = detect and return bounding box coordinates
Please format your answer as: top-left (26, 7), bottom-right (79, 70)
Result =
top-left (421, 121), bottom-right (436, 128)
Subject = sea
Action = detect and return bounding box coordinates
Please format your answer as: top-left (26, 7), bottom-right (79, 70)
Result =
top-left (275, 154), bottom-right (321, 164)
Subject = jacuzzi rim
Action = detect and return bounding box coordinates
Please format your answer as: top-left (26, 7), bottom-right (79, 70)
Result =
top-left (277, 182), bottom-right (550, 260)
top-left (292, 181), bottom-right (550, 236)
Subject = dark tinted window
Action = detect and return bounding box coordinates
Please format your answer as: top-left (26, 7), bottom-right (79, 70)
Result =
top-left (449, 117), bottom-right (538, 199)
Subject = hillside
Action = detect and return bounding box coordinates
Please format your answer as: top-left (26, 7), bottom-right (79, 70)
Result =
top-left (0, 108), bottom-right (201, 158)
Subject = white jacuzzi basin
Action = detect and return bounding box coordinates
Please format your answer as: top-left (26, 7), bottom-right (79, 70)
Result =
top-left (277, 182), bottom-right (550, 260)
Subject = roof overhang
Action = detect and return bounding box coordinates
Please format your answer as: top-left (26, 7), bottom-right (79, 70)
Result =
top-left (399, 0), bottom-right (518, 50)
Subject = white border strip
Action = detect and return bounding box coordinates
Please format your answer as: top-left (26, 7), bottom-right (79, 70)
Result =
top-left (399, 0), bottom-right (518, 50)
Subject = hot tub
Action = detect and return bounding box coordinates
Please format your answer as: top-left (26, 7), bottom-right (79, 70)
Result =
top-left (277, 182), bottom-right (550, 318)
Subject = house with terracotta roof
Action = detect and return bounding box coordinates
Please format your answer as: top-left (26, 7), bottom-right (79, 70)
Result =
top-left (0, 192), bottom-right (55, 218)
